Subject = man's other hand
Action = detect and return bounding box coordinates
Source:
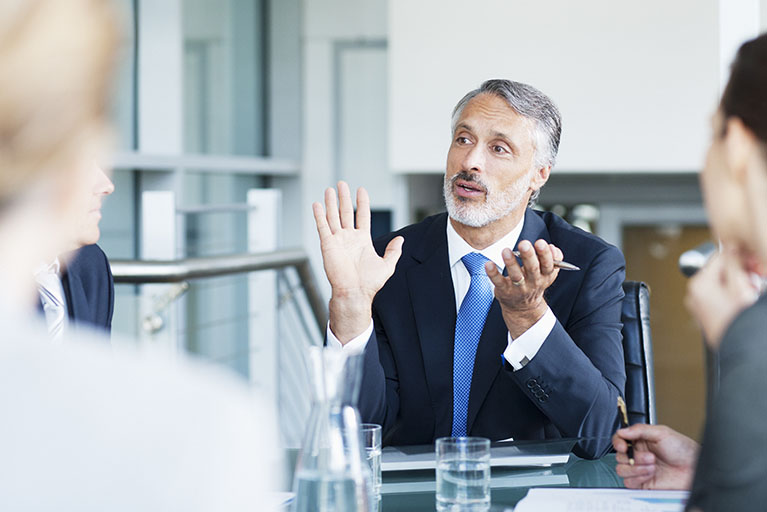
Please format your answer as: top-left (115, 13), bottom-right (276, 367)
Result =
top-left (486, 239), bottom-right (561, 338)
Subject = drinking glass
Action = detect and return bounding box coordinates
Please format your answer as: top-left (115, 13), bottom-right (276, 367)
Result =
top-left (361, 423), bottom-right (382, 496)
top-left (435, 437), bottom-right (491, 511)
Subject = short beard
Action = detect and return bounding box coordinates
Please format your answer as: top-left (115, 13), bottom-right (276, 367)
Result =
top-left (443, 170), bottom-right (533, 228)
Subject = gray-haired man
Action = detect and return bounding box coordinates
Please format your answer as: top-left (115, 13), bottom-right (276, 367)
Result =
top-left (314, 79), bottom-right (626, 459)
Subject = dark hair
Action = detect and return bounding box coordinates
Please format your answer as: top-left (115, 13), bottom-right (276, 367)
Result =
top-left (722, 33), bottom-right (767, 145)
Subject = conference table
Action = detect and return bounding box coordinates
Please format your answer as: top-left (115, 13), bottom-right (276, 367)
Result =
top-left (286, 440), bottom-right (625, 511)
top-left (379, 451), bottom-right (623, 511)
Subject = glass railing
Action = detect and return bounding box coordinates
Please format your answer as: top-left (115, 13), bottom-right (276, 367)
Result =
top-left (110, 250), bottom-right (325, 449)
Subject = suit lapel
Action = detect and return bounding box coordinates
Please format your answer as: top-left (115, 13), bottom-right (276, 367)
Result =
top-left (406, 214), bottom-right (457, 438)
top-left (465, 209), bottom-right (551, 433)
top-left (518, 209), bottom-right (550, 247)
top-left (61, 269), bottom-right (84, 323)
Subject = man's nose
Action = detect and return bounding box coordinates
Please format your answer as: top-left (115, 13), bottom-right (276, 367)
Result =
top-left (461, 144), bottom-right (485, 172)
top-left (102, 176), bottom-right (115, 196)
top-left (95, 167), bottom-right (115, 196)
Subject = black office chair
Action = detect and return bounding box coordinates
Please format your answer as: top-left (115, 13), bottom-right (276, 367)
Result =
top-left (621, 281), bottom-right (656, 425)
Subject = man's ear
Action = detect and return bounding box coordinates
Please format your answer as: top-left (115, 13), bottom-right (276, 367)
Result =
top-left (724, 117), bottom-right (758, 183)
top-left (530, 165), bottom-right (551, 191)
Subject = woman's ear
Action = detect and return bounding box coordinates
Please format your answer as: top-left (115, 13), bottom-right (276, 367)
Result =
top-left (724, 117), bottom-right (758, 183)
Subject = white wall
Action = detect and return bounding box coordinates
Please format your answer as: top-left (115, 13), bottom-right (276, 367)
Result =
top-left (299, 0), bottom-right (766, 298)
top-left (389, 0), bottom-right (721, 173)
top-left (762, 0), bottom-right (767, 30)
top-left (301, 0), bottom-right (408, 298)
top-left (719, 0), bottom-right (762, 91)
top-left (304, 0), bottom-right (387, 39)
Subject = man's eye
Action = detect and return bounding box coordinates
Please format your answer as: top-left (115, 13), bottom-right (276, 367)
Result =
top-left (492, 145), bottom-right (508, 154)
top-left (455, 136), bottom-right (470, 144)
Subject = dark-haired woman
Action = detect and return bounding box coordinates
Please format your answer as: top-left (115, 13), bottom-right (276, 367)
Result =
top-left (612, 33), bottom-right (767, 511)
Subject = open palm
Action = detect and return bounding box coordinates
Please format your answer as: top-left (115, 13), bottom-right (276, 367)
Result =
top-left (313, 182), bottom-right (403, 341)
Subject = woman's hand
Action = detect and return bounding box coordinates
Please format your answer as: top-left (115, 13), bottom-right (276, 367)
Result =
top-left (684, 248), bottom-right (759, 349)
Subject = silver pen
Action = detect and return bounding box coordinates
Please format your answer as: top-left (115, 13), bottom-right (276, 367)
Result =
top-left (512, 250), bottom-right (580, 271)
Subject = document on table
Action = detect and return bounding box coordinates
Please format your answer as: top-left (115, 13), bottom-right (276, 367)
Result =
top-left (514, 488), bottom-right (689, 512)
top-left (382, 467), bottom-right (569, 494)
top-left (382, 439), bottom-right (575, 471)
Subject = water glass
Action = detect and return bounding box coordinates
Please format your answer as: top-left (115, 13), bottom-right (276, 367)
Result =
top-left (435, 437), bottom-right (491, 511)
top-left (361, 423), bottom-right (382, 496)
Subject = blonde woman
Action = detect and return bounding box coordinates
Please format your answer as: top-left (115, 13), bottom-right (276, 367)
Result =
top-left (0, 1), bottom-right (278, 509)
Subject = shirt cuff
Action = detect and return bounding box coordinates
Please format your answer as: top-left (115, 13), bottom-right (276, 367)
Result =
top-left (325, 320), bottom-right (374, 355)
top-left (503, 307), bottom-right (556, 371)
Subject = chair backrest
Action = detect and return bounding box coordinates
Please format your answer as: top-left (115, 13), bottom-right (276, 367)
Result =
top-left (620, 281), bottom-right (656, 425)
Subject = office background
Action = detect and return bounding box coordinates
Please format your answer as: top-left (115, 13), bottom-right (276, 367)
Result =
top-left (98, 0), bottom-right (767, 447)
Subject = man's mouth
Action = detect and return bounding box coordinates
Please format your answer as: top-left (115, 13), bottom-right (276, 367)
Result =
top-left (454, 178), bottom-right (486, 198)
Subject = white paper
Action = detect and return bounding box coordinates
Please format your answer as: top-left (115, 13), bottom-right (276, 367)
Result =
top-left (514, 488), bottom-right (689, 512)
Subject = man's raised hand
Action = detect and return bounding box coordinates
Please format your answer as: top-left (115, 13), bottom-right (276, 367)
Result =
top-left (312, 181), bottom-right (403, 343)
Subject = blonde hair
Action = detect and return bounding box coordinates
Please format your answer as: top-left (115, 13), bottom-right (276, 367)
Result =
top-left (0, 0), bottom-right (119, 207)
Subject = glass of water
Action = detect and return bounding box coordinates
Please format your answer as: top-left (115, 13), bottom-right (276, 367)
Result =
top-left (435, 436), bottom-right (491, 511)
top-left (361, 423), bottom-right (382, 496)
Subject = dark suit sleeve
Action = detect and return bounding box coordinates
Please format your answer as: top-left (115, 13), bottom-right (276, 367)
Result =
top-left (63, 244), bottom-right (115, 334)
top-left (506, 245), bottom-right (626, 458)
top-left (103, 249), bottom-right (114, 331)
top-left (358, 309), bottom-right (401, 436)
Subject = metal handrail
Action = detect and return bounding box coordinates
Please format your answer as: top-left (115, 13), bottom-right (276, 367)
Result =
top-left (109, 249), bottom-right (327, 332)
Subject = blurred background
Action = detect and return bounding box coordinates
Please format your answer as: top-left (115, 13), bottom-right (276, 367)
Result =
top-left (101, 0), bottom-right (766, 448)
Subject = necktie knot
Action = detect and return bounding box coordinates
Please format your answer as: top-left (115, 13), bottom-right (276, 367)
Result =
top-left (461, 252), bottom-right (490, 276)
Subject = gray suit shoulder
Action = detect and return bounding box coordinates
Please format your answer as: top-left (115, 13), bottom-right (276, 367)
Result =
top-left (719, 294), bottom-right (767, 361)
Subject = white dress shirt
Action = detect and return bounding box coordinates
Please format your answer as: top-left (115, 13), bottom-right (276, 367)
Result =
top-left (327, 215), bottom-right (556, 370)
top-left (33, 258), bottom-right (69, 341)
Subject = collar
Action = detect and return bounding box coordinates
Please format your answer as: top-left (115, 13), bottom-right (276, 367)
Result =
top-left (446, 215), bottom-right (525, 271)
top-left (34, 258), bottom-right (61, 277)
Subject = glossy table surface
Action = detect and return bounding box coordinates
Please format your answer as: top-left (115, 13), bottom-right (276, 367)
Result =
top-left (379, 453), bottom-right (623, 511)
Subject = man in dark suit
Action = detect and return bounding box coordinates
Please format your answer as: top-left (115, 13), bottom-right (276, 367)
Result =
top-left (313, 79), bottom-right (626, 458)
top-left (61, 244), bottom-right (114, 332)
top-left (36, 164), bottom-right (115, 336)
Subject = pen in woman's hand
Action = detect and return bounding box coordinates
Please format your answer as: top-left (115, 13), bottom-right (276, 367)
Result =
top-left (617, 396), bottom-right (635, 465)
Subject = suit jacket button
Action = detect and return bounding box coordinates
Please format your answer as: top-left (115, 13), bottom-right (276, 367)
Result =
top-left (526, 379), bottom-right (537, 389)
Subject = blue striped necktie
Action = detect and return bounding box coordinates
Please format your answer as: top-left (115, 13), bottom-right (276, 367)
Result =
top-left (452, 252), bottom-right (494, 437)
